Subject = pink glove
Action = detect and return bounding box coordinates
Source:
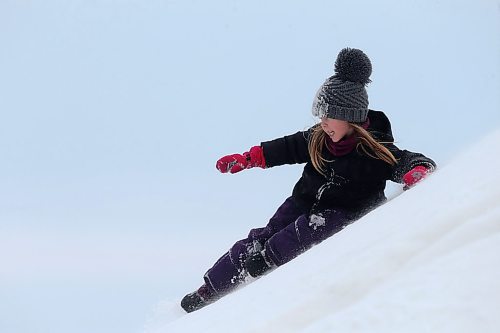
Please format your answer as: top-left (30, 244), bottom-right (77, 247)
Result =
top-left (403, 165), bottom-right (430, 190)
top-left (216, 146), bottom-right (266, 174)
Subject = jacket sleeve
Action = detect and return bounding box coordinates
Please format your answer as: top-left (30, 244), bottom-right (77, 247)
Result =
top-left (387, 144), bottom-right (437, 183)
top-left (368, 111), bottom-right (437, 183)
top-left (260, 130), bottom-right (311, 168)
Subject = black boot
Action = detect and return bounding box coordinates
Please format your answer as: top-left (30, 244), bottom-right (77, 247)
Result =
top-left (181, 284), bottom-right (216, 313)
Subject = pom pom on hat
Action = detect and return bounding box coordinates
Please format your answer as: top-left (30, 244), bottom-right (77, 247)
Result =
top-left (334, 48), bottom-right (372, 85)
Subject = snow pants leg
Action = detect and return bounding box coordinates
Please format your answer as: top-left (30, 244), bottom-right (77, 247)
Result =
top-left (203, 197), bottom-right (305, 296)
top-left (264, 209), bottom-right (352, 267)
top-left (203, 197), bottom-right (353, 296)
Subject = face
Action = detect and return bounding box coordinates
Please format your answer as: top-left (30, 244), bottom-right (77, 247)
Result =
top-left (320, 117), bottom-right (354, 142)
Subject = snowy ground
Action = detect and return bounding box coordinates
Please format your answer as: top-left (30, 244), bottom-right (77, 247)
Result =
top-left (147, 129), bottom-right (500, 333)
top-left (0, 1), bottom-right (499, 333)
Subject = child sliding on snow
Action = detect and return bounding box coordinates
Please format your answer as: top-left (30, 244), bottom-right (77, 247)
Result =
top-left (181, 48), bottom-right (436, 313)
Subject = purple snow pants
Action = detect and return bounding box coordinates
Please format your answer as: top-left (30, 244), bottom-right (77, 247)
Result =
top-left (203, 197), bottom-right (353, 296)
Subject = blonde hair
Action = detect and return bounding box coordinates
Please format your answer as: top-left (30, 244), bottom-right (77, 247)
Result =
top-left (308, 123), bottom-right (397, 177)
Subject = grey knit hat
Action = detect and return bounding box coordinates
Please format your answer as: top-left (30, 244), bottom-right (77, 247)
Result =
top-left (312, 48), bottom-right (372, 123)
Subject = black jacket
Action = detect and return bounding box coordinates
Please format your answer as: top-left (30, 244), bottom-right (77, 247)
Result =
top-left (260, 110), bottom-right (436, 217)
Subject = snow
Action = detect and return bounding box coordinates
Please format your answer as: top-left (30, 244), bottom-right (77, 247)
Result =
top-left (0, 0), bottom-right (499, 333)
top-left (309, 214), bottom-right (327, 230)
top-left (148, 129), bottom-right (500, 333)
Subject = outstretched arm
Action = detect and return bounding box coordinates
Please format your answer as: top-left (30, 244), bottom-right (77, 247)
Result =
top-left (260, 130), bottom-right (311, 168)
top-left (216, 130), bottom-right (311, 174)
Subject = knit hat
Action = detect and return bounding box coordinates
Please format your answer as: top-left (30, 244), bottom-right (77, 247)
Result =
top-left (312, 48), bottom-right (372, 123)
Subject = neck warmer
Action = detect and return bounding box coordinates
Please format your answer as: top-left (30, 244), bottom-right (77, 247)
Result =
top-left (325, 119), bottom-right (370, 157)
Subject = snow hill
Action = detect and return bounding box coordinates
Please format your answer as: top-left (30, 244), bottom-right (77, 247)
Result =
top-left (147, 129), bottom-right (500, 333)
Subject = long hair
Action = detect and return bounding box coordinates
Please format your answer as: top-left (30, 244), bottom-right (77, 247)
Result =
top-left (308, 123), bottom-right (397, 177)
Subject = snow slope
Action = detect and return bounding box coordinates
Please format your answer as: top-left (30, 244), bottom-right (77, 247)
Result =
top-left (149, 129), bottom-right (500, 333)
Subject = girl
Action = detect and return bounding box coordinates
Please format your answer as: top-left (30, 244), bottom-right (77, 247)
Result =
top-left (181, 48), bottom-right (436, 313)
